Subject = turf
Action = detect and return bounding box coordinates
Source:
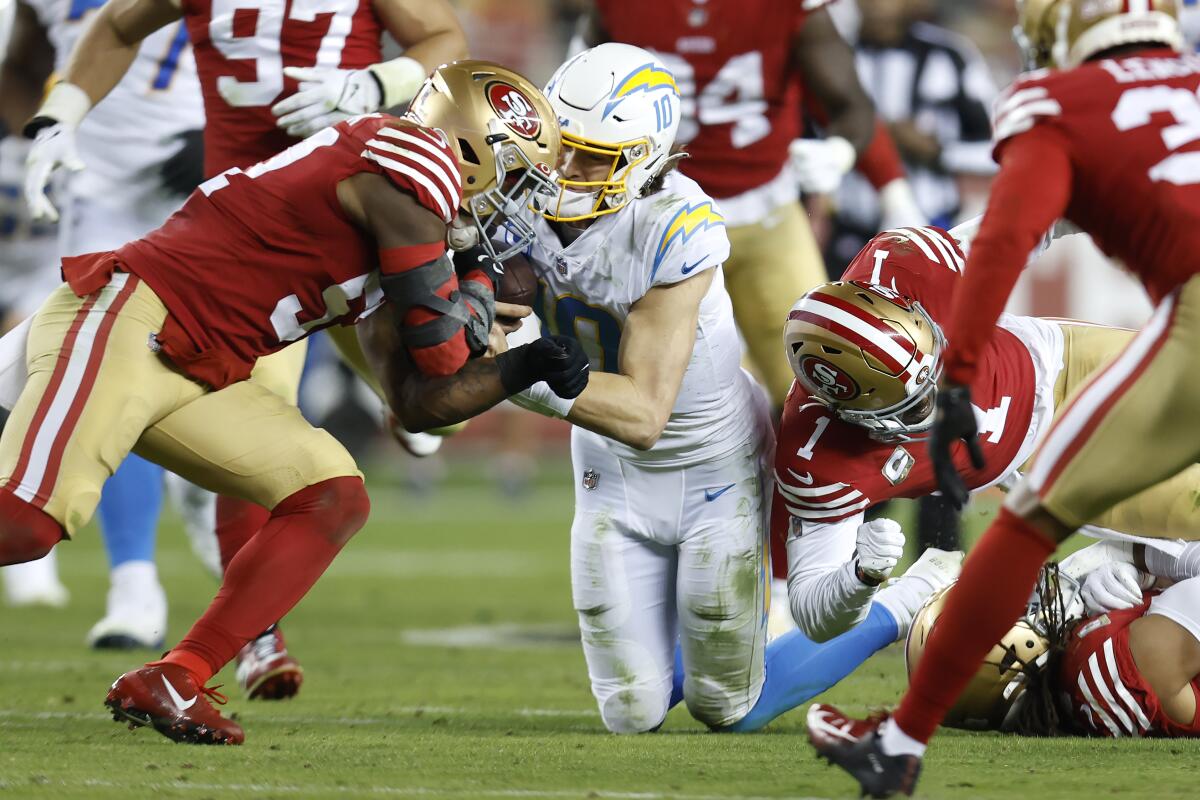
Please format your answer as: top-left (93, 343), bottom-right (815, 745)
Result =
top-left (0, 458), bottom-right (1188, 799)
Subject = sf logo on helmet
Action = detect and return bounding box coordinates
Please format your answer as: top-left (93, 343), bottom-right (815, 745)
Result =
top-left (800, 356), bottom-right (860, 402)
top-left (487, 82), bottom-right (541, 139)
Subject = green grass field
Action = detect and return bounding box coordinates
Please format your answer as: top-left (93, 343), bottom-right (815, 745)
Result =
top-left (0, 457), bottom-right (1192, 799)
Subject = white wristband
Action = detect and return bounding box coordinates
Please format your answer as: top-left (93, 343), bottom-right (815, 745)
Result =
top-left (368, 56), bottom-right (428, 109)
top-left (511, 380), bottom-right (576, 420)
top-left (37, 82), bottom-right (91, 128)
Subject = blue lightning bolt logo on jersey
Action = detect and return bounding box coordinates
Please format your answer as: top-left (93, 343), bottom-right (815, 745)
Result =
top-left (603, 63), bottom-right (680, 120)
top-left (652, 202), bottom-right (726, 280)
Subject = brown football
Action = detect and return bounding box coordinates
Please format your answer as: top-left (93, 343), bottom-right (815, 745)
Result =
top-left (496, 252), bottom-right (539, 308)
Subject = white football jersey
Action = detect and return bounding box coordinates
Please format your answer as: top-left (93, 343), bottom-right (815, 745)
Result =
top-left (27, 0), bottom-right (204, 201)
top-left (521, 171), bottom-right (758, 466)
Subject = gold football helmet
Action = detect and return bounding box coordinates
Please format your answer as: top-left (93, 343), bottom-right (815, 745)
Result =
top-left (1015, 0), bottom-right (1182, 70)
top-left (905, 567), bottom-right (1084, 731)
top-left (405, 60), bottom-right (561, 260)
top-left (783, 281), bottom-right (943, 442)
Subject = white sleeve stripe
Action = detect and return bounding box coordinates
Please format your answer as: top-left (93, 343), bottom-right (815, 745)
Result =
top-left (774, 471), bottom-right (852, 498)
top-left (912, 226), bottom-right (961, 272)
top-left (994, 86), bottom-right (1049, 119)
top-left (366, 139), bottom-right (462, 208)
top-left (783, 489), bottom-right (865, 510)
top-left (915, 226), bottom-right (964, 271)
top-left (786, 498), bottom-right (872, 521)
top-left (889, 227), bottom-right (938, 262)
top-left (1103, 639), bottom-right (1152, 731)
top-left (374, 128), bottom-right (461, 188)
top-left (993, 98), bottom-right (1063, 142)
top-left (1077, 671), bottom-right (1123, 736)
top-left (1088, 652), bottom-right (1137, 735)
top-left (361, 150), bottom-right (452, 222)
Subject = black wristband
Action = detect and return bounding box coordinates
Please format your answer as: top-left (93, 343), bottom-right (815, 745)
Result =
top-left (854, 559), bottom-right (885, 587)
top-left (22, 116), bottom-right (59, 140)
top-left (495, 344), bottom-right (536, 395)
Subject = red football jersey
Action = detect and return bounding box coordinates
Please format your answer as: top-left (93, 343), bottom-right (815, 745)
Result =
top-left (991, 50), bottom-right (1200, 304)
top-left (65, 115), bottom-right (461, 390)
top-left (1060, 597), bottom-right (1200, 738)
top-left (771, 226), bottom-right (1036, 530)
top-left (594, 0), bottom-right (829, 198)
top-left (182, 0), bottom-right (384, 176)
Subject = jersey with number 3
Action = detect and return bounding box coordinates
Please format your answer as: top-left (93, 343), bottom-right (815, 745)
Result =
top-left (771, 225), bottom-right (1041, 533)
top-left (82, 114), bottom-right (460, 389)
top-left (993, 49), bottom-right (1200, 302)
top-left (182, 0), bottom-right (383, 176)
top-left (26, 0), bottom-right (203, 202)
top-left (594, 0), bottom-right (830, 199)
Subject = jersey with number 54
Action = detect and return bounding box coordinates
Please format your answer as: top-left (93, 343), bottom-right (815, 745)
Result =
top-left (183, 0), bottom-right (383, 176)
top-left (771, 225), bottom-right (1046, 533)
top-left (65, 114), bottom-right (460, 390)
top-left (25, 0), bottom-right (203, 201)
top-left (594, 0), bottom-right (830, 199)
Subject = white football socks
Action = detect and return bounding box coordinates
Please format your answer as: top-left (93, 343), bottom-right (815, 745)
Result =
top-left (879, 717), bottom-right (927, 758)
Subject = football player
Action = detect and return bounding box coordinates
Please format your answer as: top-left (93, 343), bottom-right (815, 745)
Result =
top-left (808, 3), bottom-right (1200, 796)
top-left (21, 0), bottom-right (468, 696)
top-left (501, 43), bottom-right (953, 735)
top-left (898, 539), bottom-right (1200, 739)
top-left (575, 0), bottom-right (924, 412)
top-left (0, 61), bottom-right (585, 745)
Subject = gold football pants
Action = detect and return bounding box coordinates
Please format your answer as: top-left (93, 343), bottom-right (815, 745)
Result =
top-left (0, 275), bottom-right (358, 535)
top-left (723, 202), bottom-right (827, 408)
top-left (1020, 280), bottom-right (1200, 539)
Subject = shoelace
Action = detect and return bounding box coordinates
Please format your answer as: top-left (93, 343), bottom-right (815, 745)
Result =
top-left (201, 684), bottom-right (229, 706)
top-left (250, 633), bottom-right (281, 663)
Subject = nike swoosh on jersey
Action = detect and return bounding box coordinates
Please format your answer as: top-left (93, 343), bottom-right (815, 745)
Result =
top-left (161, 674), bottom-right (198, 711)
top-left (704, 483), bottom-right (736, 502)
top-left (787, 469), bottom-right (814, 485)
top-left (680, 256), bottom-right (710, 275)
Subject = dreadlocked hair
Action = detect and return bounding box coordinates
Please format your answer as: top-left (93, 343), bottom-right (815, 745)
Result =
top-left (1008, 562), bottom-right (1079, 737)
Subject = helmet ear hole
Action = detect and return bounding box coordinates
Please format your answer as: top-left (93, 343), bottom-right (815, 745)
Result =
top-left (458, 139), bottom-right (481, 165)
top-left (791, 343), bottom-right (803, 355)
top-left (821, 345), bottom-right (842, 355)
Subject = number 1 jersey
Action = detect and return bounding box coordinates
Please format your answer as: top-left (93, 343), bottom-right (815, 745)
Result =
top-left (182, 0), bottom-right (383, 176)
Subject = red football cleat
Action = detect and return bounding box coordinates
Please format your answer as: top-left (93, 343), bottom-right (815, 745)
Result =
top-left (105, 663), bottom-right (244, 745)
top-left (236, 626), bottom-right (304, 700)
top-left (806, 704), bottom-right (922, 799)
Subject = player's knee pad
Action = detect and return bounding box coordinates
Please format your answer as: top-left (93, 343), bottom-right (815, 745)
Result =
top-left (0, 488), bottom-right (66, 565)
top-left (1149, 575), bottom-right (1200, 645)
top-left (274, 477), bottom-right (370, 548)
top-left (595, 677), bottom-right (672, 734)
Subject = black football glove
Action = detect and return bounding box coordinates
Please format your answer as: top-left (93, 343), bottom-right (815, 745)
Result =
top-left (159, 129), bottom-right (206, 198)
top-left (452, 246), bottom-right (504, 358)
top-left (496, 335), bottom-right (590, 399)
top-left (928, 383), bottom-right (985, 509)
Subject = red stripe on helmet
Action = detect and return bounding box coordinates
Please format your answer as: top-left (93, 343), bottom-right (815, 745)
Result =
top-left (789, 309), bottom-right (912, 378)
top-left (808, 291), bottom-right (920, 359)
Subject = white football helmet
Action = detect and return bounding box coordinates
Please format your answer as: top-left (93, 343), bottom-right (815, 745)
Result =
top-left (542, 43), bottom-right (682, 222)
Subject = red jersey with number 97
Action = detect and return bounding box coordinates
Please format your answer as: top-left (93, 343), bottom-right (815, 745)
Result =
top-left (181, 0), bottom-right (383, 177)
top-left (992, 49), bottom-right (1200, 303)
top-left (594, 0), bottom-right (829, 199)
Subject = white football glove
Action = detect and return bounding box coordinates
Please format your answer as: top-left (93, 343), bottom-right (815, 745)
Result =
top-left (788, 135), bottom-right (856, 195)
top-left (23, 122), bottom-right (84, 221)
top-left (877, 178), bottom-right (927, 230)
top-left (1081, 561), bottom-right (1153, 615)
top-left (271, 67), bottom-right (384, 138)
top-left (855, 518), bottom-right (905, 583)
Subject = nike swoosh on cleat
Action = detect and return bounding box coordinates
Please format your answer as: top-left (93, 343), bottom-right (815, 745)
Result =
top-left (704, 484), bottom-right (736, 502)
top-left (161, 674), bottom-right (198, 711)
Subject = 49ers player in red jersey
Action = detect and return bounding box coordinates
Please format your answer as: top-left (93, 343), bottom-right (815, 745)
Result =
top-left (21, 0), bottom-right (467, 699)
top-left (576, 0), bottom-right (923, 411)
top-left (808, 2), bottom-right (1200, 796)
top-left (0, 62), bottom-right (587, 745)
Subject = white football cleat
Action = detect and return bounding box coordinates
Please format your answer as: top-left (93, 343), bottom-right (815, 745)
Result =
top-left (87, 560), bottom-right (167, 650)
top-left (873, 547), bottom-right (963, 640)
top-left (2, 551), bottom-right (69, 608)
top-left (236, 626), bottom-right (303, 700)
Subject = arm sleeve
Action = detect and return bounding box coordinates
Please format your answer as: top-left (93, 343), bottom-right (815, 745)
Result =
top-left (856, 118), bottom-right (908, 189)
top-left (786, 512), bottom-right (880, 641)
top-left (943, 127), bottom-right (1072, 385)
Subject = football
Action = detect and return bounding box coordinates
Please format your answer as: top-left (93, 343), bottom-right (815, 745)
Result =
top-left (495, 252), bottom-right (539, 308)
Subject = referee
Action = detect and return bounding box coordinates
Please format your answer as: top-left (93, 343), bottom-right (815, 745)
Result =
top-left (826, 0), bottom-right (997, 273)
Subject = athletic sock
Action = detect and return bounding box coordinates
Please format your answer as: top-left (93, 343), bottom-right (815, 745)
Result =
top-left (669, 643), bottom-right (685, 708)
top-left (216, 496), bottom-right (271, 573)
top-left (0, 488), bottom-right (65, 565)
top-left (879, 717), bottom-right (928, 757)
top-left (892, 507), bottom-right (1055, 744)
top-left (723, 602), bottom-right (899, 732)
top-left (96, 455), bottom-right (164, 567)
top-left (166, 477), bottom-right (369, 683)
